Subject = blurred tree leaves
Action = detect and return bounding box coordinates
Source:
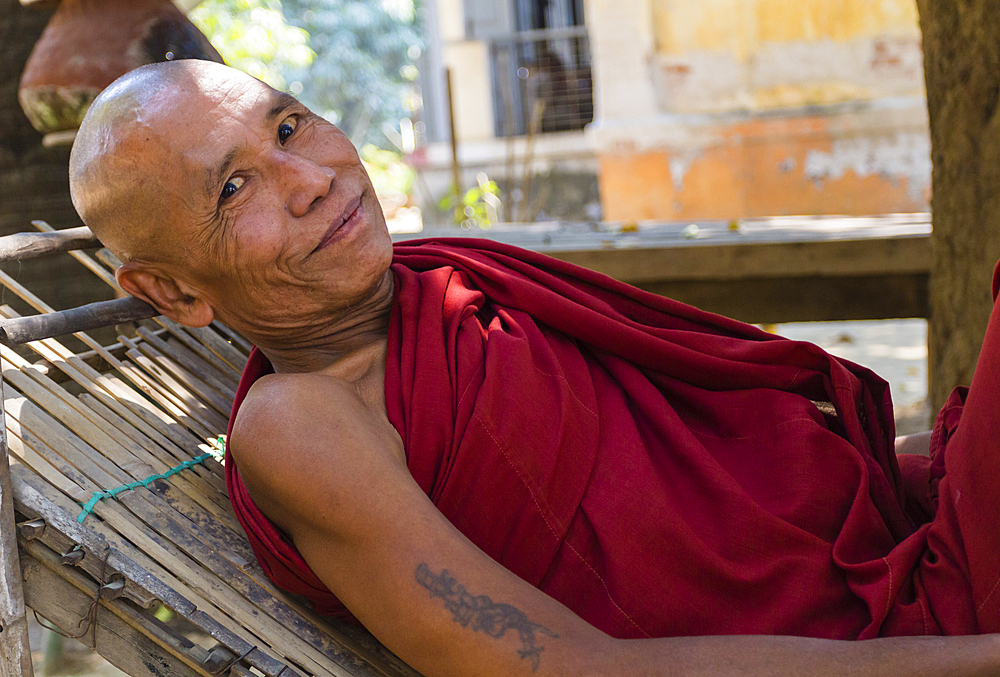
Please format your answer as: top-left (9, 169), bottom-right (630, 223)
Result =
top-left (190, 0), bottom-right (314, 89)
top-left (190, 0), bottom-right (422, 150)
top-left (282, 0), bottom-right (422, 149)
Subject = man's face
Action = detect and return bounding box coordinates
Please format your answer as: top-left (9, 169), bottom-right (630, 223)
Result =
top-left (121, 65), bottom-right (392, 336)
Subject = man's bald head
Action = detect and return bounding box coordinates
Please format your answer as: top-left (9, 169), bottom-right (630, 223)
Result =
top-left (67, 59), bottom-right (390, 340)
top-left (69, 60), bottom-right (273, 263)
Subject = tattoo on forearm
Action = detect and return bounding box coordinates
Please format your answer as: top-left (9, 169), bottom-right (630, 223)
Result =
top-left (415, 563), bottom-right (558, 672)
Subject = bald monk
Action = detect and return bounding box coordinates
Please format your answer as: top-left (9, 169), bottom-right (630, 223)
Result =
top-left (67, 59), bottom-right (1000, 676)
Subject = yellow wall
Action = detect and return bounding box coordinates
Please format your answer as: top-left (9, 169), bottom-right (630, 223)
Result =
top-left (647, 0), bottom-right (923, 111)
top-left (652, 0), bottom-right (919, 57)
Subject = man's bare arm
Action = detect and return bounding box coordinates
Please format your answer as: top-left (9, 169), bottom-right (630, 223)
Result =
top-left (232, 374), bottom-right (1000, 677)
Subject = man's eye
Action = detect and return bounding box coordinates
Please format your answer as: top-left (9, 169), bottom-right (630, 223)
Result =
top-left (278, 116), bottom-right (297, 144)
top-left (221, 176), bottom-right (245, 201)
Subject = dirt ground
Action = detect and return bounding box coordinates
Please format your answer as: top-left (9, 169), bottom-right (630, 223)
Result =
top-left (25, 613), bottom-right (125, 677)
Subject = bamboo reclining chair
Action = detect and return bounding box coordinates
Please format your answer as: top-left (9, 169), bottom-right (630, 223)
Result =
top-left (0, 223), bottom-right (418, 677)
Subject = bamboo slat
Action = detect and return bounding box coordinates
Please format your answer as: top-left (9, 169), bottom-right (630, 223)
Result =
top-left (0, 375), bottom-right (32, 677)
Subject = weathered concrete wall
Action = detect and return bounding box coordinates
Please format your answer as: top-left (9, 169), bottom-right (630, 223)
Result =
top-left (597, 101), bottom-right (930, 220)
top-left (588, 0), bottom-right (930, 221)
top-left (649, 0), bottom-right (923, 112)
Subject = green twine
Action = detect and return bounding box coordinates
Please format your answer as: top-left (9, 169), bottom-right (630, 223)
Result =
top-left (76, 436), bottom-right (226, 524)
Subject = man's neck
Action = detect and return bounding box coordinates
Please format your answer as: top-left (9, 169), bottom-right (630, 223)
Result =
top-left (248, 271), bottom-right (395, 382)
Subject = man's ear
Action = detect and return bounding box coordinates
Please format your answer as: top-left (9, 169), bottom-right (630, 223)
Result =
top-left (116, 261), bottom-right (215, 328)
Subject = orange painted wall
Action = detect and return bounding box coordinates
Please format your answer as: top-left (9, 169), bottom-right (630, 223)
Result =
top-left (598, 113), bottom-right (929, 222)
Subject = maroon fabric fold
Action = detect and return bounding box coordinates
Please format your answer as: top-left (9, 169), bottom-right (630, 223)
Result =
top-left (226, 238), bottom-right (995, 638)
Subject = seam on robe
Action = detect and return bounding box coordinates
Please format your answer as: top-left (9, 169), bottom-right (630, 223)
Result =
top-left (529, 364), bottom-right (599, 420)
top-left (918, 593), bottom-right (929, 635)
top-left (786, 366), bottom-right (806, 389)
top-left (455, 361), bottom-right (486, 412)
top-left (881, 556), bottom-right (893, 623)
top-left (472, 412), bottom-right (653, 639)
top-left (976, 573), bottom-right (1000, 614)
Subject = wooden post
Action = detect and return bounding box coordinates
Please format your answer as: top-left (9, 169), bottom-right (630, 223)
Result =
top-left (445, 67), bottom-right (462, 223)
top-left (0, 372), bottom-right (33, 677)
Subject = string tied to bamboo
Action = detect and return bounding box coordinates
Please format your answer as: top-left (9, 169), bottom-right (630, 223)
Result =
top-left (76, 436), bottom-right (225, 523)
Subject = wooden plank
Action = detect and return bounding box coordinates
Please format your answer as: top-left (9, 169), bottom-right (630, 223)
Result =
top-left (0, 305), bottom-right (213, 459)
top-left (132, 337), bottom-right (235, 412)
top-left (13, 465), bottom-right (198, 616)
top-left (11, 464), bottom-right (313, 677)
top-left (0, 322), bottom-right (227, 500)
top-left (547, 235), bottom-right (931, 284)
top-left (2, 331), bottom-right (417, 675)
top-left (94, 248), bottom-right (123, 272)
top-left (211, 321), bottom-right (252, 355)
top-left (124, 349), bottom-right (227, 433)
top-left (78, 394), bottom-right (232, 512)
top-left (5, 325), bottom-right (217, 473)
top-left (0, 374), bottom-right (32, 677)
top-left (124, 345), bottom-right (230, 429)
top-left (7, 334), bottom-right (227, 497)
top-left (0, 282), bottom-right (208, 445)
top-left (174, 324), bottom-right (248, 374)
top-left (9, 404), bottom-right (403, 677)
top-left (7, 411), bottom-right (342, 677)
top-left (104, 351), bottom-right (216, 435)
top-left (3, 390), bottom-right (251, 572)
top-left (9, 391), bottom-right (247, 571)
top-left (20, 540), bottom-right (211, 677)
top-left (633, 272), bottom-right (929, 324)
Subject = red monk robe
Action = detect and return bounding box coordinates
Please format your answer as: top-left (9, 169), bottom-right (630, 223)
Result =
top-left (225, 238), bottom-right (999, 640)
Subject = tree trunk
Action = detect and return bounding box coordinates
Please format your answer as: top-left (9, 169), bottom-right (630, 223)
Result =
top-left (918, 0), bottom-right (1000, 412)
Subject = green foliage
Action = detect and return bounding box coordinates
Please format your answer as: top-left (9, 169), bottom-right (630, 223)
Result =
top-left (280, 0), bottom-right (423, 149)
top-left (190, 0), bottom-right (422, 152)
top-left (190, 0), bottom-right (314, 90)
top-left (361, 144), bottom-right (415, 200)
top-left (438, 175), bottom-right (502, 228)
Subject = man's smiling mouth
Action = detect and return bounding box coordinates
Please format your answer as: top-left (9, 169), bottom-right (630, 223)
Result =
top-left (312, 196), bottom-right (363, 254)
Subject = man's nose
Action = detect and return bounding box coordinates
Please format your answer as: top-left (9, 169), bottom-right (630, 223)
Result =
top-left (281, 154), bottom-right (337, 217)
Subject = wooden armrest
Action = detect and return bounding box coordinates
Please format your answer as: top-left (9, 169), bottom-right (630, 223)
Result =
top-left (0, 226), bottom-right (100, 262)
top-left (0, 296), bottom-right (157, 345)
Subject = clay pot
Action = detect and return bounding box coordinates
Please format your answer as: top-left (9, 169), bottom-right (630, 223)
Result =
top-left (18, 0), bottom-right (223, 134)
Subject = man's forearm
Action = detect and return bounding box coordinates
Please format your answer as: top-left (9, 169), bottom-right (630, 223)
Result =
top-left (607, 633), bottom-right (1000, 677)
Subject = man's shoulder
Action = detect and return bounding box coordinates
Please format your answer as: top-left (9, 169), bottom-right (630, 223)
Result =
top-left (229, 369), bottom-right (408, 536)
top-left (234, 371), bottom-right (343, 437)
top-left (232, 370), bottom-right (388, 457)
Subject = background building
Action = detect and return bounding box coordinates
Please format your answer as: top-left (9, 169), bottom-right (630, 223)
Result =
top-left (417, 0), bottom-right (929, 223)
